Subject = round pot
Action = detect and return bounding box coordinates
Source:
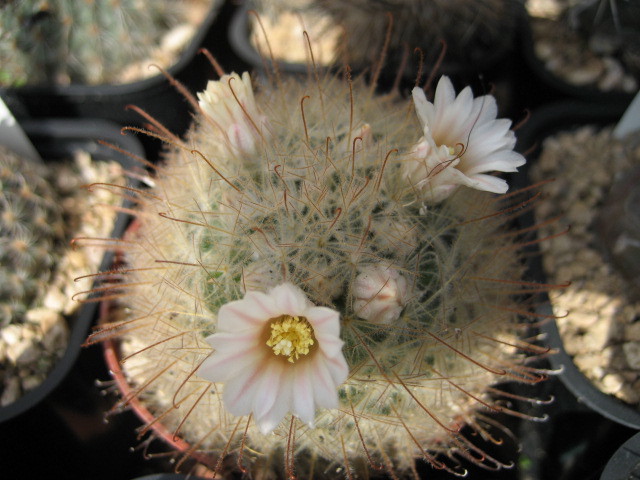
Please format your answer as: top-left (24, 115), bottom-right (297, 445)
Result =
top-left (0, 118), bottom-right (143, 423)
top-left (600, 430), bottom-right (640, 480)
top-left (520, 10), bottom-right (637, 106)
top-left (0, 0), bottom-right (246, 161)
top-left (514, 100), bottom-right (640, 430)
top-left (228, 1), bottom-right (525, 97)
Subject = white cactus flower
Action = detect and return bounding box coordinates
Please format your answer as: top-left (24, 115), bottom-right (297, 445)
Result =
top-left (197, 71), bottom-right (268, 155)
top-left (198, 283), bottom-right (348, 434)
top-left (353, 266), bottom-right (409, 324)
top-left (404, 76), bottom-right (525, 203)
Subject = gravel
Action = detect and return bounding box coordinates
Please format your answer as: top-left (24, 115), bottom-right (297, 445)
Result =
top-left (0, 152), bottom-right (123, 407)
top-left (530, 125), bottom-right (640, 407)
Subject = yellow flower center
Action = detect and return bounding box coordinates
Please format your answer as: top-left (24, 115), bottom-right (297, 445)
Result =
top-left (266, 315), bottom-right (315, 363)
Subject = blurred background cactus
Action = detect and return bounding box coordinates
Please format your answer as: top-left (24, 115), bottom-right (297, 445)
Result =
top-left (0, 0), bottom-right (216, 86)
top-left (0, 147), bottom-right (67, 405)
top-left (313, 0), bottom-right (522, 78)
top-left (0, 143), bottom-right (125, 407)
top-left (0, 147), bottom-right (64, 327)
top-left (526, 0), bottom-right (640, 92)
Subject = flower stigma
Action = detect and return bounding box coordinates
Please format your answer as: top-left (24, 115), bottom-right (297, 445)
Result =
top-left (266, 315), bottom-right (315, 363)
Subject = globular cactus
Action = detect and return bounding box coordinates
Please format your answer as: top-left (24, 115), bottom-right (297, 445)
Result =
top-left (566, 0), bottom-right (640, 80)
top-left (0, 146), bottom-right (67, 405)
top-left (0, 147), bottom-right (65, 326)
top-left (89, 65), bottom-right (550, 478)
top-left (0, 0), bottom-right (182, 86)
top-left (312, 0), bottom-right (522, 77)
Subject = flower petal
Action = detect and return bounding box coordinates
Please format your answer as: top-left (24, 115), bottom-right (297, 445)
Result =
top-left (292, 362), bottom-right (316, 426)
top-left (198, 341), bottom-right (262, 383)
top-left (468, 174), bottom-right (509, 194)
top-left (310, 356), bottom-right (341, 410)
top-left (255, 374), bottom-right (293, 434)
top-left (305, 306), bottom-right (341, 337)
top-left (251, 360), bottom-right (284, 422)
top-left (216, 291), bottom-right (273, 332)
top-left (271, 282), bottom-right (310, 316)
top-left (315, 332), bottom-right (345, 359)
top-left (221, 361), bottom-right (264, 417)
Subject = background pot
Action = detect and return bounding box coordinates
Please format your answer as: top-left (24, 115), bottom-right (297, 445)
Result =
top-left (520, 9), bottom-right (637, 107)
top-left (600, 430), bottom-right (640, 480)
top-left (0, 118), bottom-right (142, 423)
top-left (229, 0), bottom-right (526, 111)
top-left (514, 100), bottom-right (640, 430)
top-left (0, 0), bottom-right (247, 162)
top-left (0, 118), bottom-right (171, 479)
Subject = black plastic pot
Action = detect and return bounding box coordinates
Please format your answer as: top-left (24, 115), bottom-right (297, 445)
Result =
top-left (0, 118), bottom-right (170, 480)
top-left (514, 100), bottom-right (640, 430)
top-left (228, 2), bottom-right (310, 76)
top-left (0, 118), bottom-right (142, 423)
top-left (601, 431), bottom-right (640, 480)
top-left (0, 0), bottom-right (247, 162)
top-left (520, 13), bottom-right (636, 107)
top-left (130, 475), bottom-right (207, 480)
top-left (229, 1), bottom-right (525, 101)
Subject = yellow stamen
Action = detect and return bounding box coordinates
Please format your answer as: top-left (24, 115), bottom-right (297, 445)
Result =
top-left (266, 315), bottom-right (315, 363)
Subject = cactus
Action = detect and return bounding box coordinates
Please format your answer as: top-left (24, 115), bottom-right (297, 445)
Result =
top-left (311, 0), bottom-right (521, 77)
top-left (0, 145), bottom-right (128, 407)
top-left (565, 0), bottom-right (640, 79)
top-left (0, 146), bottom-right (67, 405)
top-left (0, 0), bottom-right (183, 86)
top-left (0, 147), bottom-right (65, 326)
top-left (89, 66), bottom-right (549, 478)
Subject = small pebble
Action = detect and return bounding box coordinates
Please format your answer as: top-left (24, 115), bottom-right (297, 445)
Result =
top-left (623, 342), bottom-right (640, 370)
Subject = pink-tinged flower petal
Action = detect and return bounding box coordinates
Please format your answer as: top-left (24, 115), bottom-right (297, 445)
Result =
top-left (251, 360), bottom-right (284, 421)
top-left (465, 150), bottom-right (525, 176)
top-left (271, 282), bottom-right (310, 316)
top-left (205, 331), bottom-right (257, 351)
top-left (292, 362), bottom-right (316, 426)
top-left (315, 332), bottom-right (345, 358)
top-left (433, 76), bottom-right (456, 116)
top-left (467, 174), bottom-right (509, 194)
top-left (411, 87), bottom-right (432, 131)
top-left (323, 350), bottom-right (350, 387)
top-left (305, 306), bottom-right (341, 337)
top-left (310, 356), bottom-right (341, 410)
top-left (255, 374), bottom-right (293, 434)
top-left (216, 292), bottom-right (273, 332)
top-left (198, 341), bottom-right (262, 383)
top-left (221, 363), bottom-right (264, 417)
top-left (406, 76), bottom-right (525, 203)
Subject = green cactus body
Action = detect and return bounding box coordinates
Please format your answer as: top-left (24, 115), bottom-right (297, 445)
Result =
top-left (0, 147), bottom-right (65, 326)
top-left (91, 69), bottom-right (546, 478)
top-left (0, 0), bottom-right (183, 85)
